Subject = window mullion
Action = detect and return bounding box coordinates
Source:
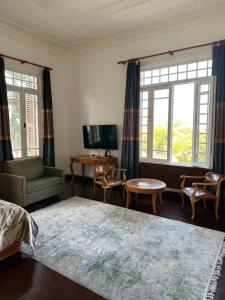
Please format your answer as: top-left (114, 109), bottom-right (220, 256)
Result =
top-left (20, 91), bottom-right (27, 158)
top-left (167, 85), bottom-right (173, 162)
top-left (148, 88), bottom-right (154, 160)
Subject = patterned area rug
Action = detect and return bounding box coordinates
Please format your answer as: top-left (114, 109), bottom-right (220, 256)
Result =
top-left (32, 197), bottom-right (225, 300)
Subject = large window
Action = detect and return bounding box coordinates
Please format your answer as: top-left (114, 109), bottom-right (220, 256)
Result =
top-left (140, 59), bottom-right (214, 168)
top-left (5, 70), bottom-right (40, 158)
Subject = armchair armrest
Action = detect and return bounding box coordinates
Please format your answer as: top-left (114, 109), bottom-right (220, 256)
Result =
top-left (180, 175), bottom-right (205, 190)
top-left (0, 173), bottom-right (26, 206)
top-left (192, 182), bottom-right (217, 187)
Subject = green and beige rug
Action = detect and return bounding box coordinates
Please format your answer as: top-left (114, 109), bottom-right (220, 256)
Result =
top-left (32, 197), bottom-right (225, 300)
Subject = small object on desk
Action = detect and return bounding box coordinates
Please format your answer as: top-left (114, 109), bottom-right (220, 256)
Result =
top-left (105, 149), bottom-right (112, 157)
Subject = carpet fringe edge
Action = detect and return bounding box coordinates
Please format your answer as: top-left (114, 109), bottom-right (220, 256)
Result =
top-left (205, 237), bottom-right (225, 300)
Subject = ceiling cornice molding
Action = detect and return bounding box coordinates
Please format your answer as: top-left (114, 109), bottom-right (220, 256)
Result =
top-left (66, 5), bottom-right (225, 56)
top-left (0, 21), bottom-right (65, 56)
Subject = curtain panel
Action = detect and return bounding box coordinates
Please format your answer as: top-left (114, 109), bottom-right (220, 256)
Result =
top-left (212, 43), bottom-right (225, 210)
top-left (43, 69), bottom-right (55, 167)
top-left (121, 61), bottom-right (140, 179)
top-left (0, 56), bottom-right (13, 162)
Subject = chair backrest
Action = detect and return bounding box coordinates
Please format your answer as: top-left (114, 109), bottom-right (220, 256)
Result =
top-left (94, 163), bottom-right (112, 178)
top-left (205, 172), bottom-right (225, 196)
top-left (3, 156), bottom-right (44, 180)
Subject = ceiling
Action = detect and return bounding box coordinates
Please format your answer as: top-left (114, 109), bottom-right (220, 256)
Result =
top-left (0, 0), bottom-right (224, 49)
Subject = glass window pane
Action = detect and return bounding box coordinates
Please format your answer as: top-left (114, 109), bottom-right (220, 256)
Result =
top-left (178, 64), bottom-right (187, 72)
top-left (188, 63), bottom-right (197, 71)
top-left (142, 109), bottom-right (148, 117)
top-left (187, 71), bottom-right (196, 79)
top-left (25, 94), bottom-right (39, 157)
top-left (141, 91), bottom-right (148, 100)
top-left (7, 91), bottom-right (22, 158)
top-left (152, 77), bottom-right (159, 84)
top-left (169, 74), bottom-right (177, 81)
top-left (154, 89), bottom-right (169, 98)
top-left (199, 134), bottom-right (207, 143)
top-left (178, 72), bottom-right (186, 80)
top-left (152, 69), bottom-right (159, 76)
top-left (198, 154), bottom-right (206, 162)
top-left (141, 134), bottom-right (147, 142)
top-left (141, 117), bottom-right (148, 125)
top-left (197, 69), bottom-right (207, 77)
top-left (200, 94), bottom-right (208, 104)
top-left (160, 75), bottom-right (168, 83)
top-left (160, 68), bottom-right (168, 75)
top-left (172, 83), bottom-right (194, 165)
top-left (200, 104), bottom-right (208, 114)
top-left (198, 61), bottom-right (207, 69)
top-left (153, 89), bottom-right (169, 160)
top-left (200, 115), bottom-right (208, 123)
top-left (141, 101), bottom-right (148, 109)
top-left (200, 84), bottom-right (209, 93)
top-left (169, 66), bottom-right (177, 74)
top-left (141, 150), bottom-right (147, 158)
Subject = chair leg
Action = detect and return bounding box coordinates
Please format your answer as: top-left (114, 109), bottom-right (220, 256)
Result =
top-left (215, 198), bottom-right (220, 219)
top-left (203, 200), bottom-right (207, 209)
top-left (180, 191), bottom-right (185, 207)
top-left (93, 181), bottom-right (96, 199)
top-left (122, 186), bottom-right (126, 199)
top-left (159, 192), bottom-right (163, 204)
top-left (103, 188), bottom-right (107, 203)
top-left (190, 198), bottom-right (196, 220)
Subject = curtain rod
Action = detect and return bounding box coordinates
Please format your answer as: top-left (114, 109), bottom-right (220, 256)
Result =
top-left (117, 38), bottom-right (225, 65)
top-left (0, 53), bottom-right (53, 70)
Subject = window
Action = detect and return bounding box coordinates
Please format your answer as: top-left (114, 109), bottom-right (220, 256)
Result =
top-left (6, 70), bottom-right (40, 158)
top-left (140, 60), bottom-right (214, 168)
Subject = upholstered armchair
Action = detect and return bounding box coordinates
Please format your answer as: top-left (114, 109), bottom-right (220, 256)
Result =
top-left (180, 172), bottom-right (225, 220)
top-left (93, 163), bottom-right (127, 203)
top-left (0, 157), bottom-right (64, 207)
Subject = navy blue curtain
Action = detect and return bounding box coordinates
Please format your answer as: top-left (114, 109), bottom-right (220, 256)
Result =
top-left (212, 43), bottom-right (225, 210)
top-left (43, 69), bottom-right (55, 167)
top-left (0, 56), bottom-right (13, 162)
top-left (121, 61), bottom-right (140, 179)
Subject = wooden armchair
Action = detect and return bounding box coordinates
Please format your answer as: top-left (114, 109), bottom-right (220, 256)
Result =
top-left (93, 164), bottom-right (127, 203)
top-left (180, 172), bottom-right (225, 220)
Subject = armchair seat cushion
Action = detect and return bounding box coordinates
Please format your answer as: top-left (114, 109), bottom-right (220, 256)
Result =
top-left (184, 187), bottom-right (217, 200)
top-left (27, 177), bottom-right (62, 194)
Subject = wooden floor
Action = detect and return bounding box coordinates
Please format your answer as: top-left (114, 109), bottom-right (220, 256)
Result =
top-left (1, 177), bottom-right (225, 300)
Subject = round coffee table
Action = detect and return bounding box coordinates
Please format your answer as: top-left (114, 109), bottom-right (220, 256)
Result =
top-left (125, 178), bottom-right (166, 214)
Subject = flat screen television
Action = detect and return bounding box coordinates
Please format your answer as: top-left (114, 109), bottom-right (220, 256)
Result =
top-left (83, 125), bottom-right (118, 150)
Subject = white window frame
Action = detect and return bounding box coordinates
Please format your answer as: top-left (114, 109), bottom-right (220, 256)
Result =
top-left (6, 71), bottom-right (42, 159)
top-left (140, 76), bottom-right (215, 168)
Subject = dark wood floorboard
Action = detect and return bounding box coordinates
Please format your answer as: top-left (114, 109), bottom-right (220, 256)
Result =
top-left (1, 177), bottom-right (225, 300)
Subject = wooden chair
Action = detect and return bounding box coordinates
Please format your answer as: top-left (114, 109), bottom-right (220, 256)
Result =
top-left (180, 172), bottom-right (225, 220)
top-left (93, 163), bottom-right (127, 203)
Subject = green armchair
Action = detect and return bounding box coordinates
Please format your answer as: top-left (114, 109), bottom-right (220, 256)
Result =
top-left (0, 157), bottom-right (64, 207)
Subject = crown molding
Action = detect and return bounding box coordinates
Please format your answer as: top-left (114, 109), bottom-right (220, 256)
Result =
top-left (66, 5), bottom-right (225, 56)
top-left (0, 21), bottom-right (65, 57)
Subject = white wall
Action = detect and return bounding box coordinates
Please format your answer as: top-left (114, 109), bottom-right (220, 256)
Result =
top-left (0, 24), bottom-right (70, 171)
top-left (67, 13), bottom-right (225, 176)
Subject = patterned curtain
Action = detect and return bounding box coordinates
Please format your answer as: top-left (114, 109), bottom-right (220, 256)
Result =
top-left (43, 69), bottom-right (55, 167)
top-left (0, 56), bottom-right (13, 162)
top-left (212, 42), bottom-right (225, 210)
top-left (121, 61), bottom-right (140, 179)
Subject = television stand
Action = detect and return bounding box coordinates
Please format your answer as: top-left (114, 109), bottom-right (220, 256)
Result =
top-left (70, 155), bottom-right (118, 185)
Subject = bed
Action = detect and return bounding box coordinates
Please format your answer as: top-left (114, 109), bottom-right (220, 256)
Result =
top-left (0, 199), bottom-right (38, 261)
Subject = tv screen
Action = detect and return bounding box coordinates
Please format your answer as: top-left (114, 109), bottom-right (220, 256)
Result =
top-left (83, 125), bottom-right (118, 150)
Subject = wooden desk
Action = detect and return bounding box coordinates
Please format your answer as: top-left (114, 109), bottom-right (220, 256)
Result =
top-left (70, 155), bottom-right (118, 184)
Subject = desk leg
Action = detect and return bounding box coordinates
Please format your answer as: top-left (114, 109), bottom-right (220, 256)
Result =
top-left (70, 162), bottom-right (75, 185)
top-left (126, 191), bottom-right (131, 208)
top-left (152, 193), bottom-right (157, 214)
top-left (82, 164), bottom-right (85, 184)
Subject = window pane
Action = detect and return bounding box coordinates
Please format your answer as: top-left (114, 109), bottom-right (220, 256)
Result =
top-left (25, 94), bottom-right (39, 157)
top-left (153, 89), bottom-right (169, 159)
top-left (8, 91), bottom-right (22, 158)
top-left (172, 83), bottom-right (194, 164)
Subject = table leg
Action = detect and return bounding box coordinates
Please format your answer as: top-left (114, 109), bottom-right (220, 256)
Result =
top-left (152, 193), bottom-right (157, 214)
top-left (159, 192), bottom-right (163, 204)
top-left (126, 191), bottom-right (131, 208)
top-left (70, 162), bottom-right (75, 185)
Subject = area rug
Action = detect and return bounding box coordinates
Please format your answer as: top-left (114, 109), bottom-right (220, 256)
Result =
top-left (32, 197), bottom-right (225, 300)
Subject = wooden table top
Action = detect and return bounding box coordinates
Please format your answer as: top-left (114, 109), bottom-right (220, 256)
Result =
top-left (125, 178), bottom-right (166, 192)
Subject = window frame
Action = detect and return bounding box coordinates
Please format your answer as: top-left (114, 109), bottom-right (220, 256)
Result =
top-left (6, 70), bottom-right (42, 159)
top-left (140, 76), bottom-right (215, 168)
